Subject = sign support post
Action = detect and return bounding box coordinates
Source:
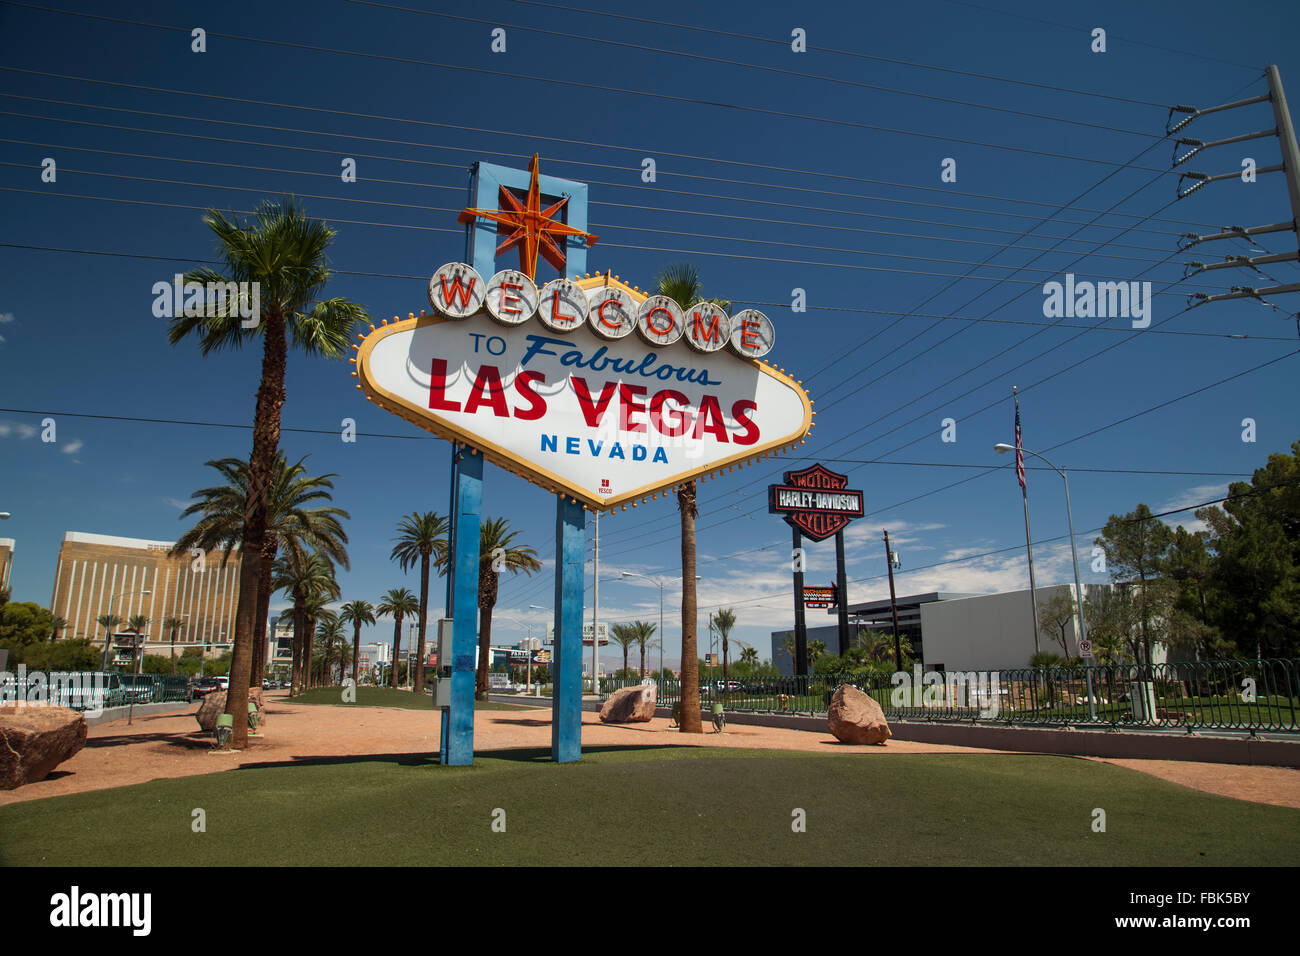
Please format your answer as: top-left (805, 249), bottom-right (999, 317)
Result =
top-left (792, 525), bottom-right (808, 675)
top-left (553, 497), bottom-right (585, 762)
top-left (835, 529), bottom-right (850, 656)
top-left (440, 446), bottom-right (482, 767)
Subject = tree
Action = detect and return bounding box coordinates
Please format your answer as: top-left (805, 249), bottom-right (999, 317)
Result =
top-left (739, 646), bottom-right (759, 666)
top-left (172, 452), bottom-right (350, 690)
top-left (632, 620), bottom-right (658, 678)
top-left (97, 613), bottom-right (122, 667)
top-left (126, 614), bottom-right (150, 673)
top-left (377, 588), bottom-right (420, 689)
top-left (0, 602), bottom-right (55, 653)
top-left (1095, 505), bottom-right (1173, 664)
top-left (49, 615), bottom-right (67, 641)
top-left (316, 615), bottom-right (347, 685)
top-left (273, 551), bottom-right (340, 694)
top-left (1036, 591), bottom-right (1077, 659)
top-left (655, 264), bottom-right (730, 735)
top-left (390, 511), bottom-right (448, 693)
top-left (445, 517), bottom-right (540, 700)
top-left (168, 197), bottom-right (370, 748)
top-left (162, 616), bottom-right (186, 674)
top-left (609, 623), bottom-right (638, 678)
top-left (713, 607), bottom-right (737, 682)
top-left (339, 599), bottom-right (376, 686)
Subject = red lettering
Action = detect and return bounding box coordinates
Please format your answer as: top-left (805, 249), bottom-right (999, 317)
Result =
top-left (692, 395), bottom-right (729, 442)
top-left (690, 312), bottom-right (722, 345)
top-left (500, 281), bottom-right (523, 316)
top-left (741, 318), bottom-right (761, 350)
top-left (428, 357), bottom-right (460, 412)
top-left (463, 364), bottom-right (509, 417)
top-left (513, 370), bottom-right (547, 420)
top-left (550, 288), bottom-right (580, 325)
top-left (646, 306), bottom-right (674, 335)
top-left (619, 384), bottom-right (648, 432)
top-left (438, 274), bottom-right (478, 309)
top-left (732, 399), bottom-right (759, 445)
top-left (571, 377), bottom-right (618, 427)
top-left (596, 298), bottom-right (623, 330)
top-left (649, 389), bottom-right (693, 437)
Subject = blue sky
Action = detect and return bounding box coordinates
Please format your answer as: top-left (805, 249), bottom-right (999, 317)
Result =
top-left (2, 0), bottom-right (1298, 669)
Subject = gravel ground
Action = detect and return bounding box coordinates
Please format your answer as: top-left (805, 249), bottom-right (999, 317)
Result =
top-left (2, 691), bottom-right (1296, 809)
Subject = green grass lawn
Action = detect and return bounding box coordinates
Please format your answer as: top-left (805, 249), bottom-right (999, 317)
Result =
top-left (288, 686), bottom-right (530, 711)
top-left (2, 747), bottom-right (1295, 866)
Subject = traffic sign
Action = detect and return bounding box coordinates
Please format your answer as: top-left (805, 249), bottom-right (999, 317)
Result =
top-left (1078, 639), bottom-right (1094, 657)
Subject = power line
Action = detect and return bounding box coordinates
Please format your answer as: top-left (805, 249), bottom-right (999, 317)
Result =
top-left (0, 2), bottom-right (1178, 171)
top-left (502, 0), bottom-right (1174, 108)
top-left (3, 66), bottom-right (1222, 228)
top-left (348, 0), bottom-right (1164, 139)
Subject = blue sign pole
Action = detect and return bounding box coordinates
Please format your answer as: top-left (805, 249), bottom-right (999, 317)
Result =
top-left (552, 496), bottom-right (585, 763)
top-left (440, 446), bottom-right (483, 766)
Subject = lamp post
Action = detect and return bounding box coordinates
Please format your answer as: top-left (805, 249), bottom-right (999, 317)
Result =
top-left (995, 444), bottom-right (1088, 650)
top-left (101, 589), bottom-right (150, 671)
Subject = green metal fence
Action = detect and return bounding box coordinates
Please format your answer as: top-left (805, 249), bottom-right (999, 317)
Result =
top-left (601, 658), bottom-right (1300, 734)
top-left (0, 671), bottom-right (192, 711)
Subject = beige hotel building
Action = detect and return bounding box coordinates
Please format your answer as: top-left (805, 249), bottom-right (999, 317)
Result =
top-left (51, 531), bottom-right (242, 665)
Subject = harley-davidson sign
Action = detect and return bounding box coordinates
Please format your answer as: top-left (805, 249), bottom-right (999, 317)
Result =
top-left (768, 464), bottom-right (864, 542)
top-left (354, 269), bottom-right (813, 511)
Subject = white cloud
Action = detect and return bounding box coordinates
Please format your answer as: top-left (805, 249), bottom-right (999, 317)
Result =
top-left (166, 497), bottom-right (190, 510)
top-left (1155, 483), bottom-right (1227, 534)
top-left (0, 312), bottom-right (13, 323)
top-left (61, 440), bottom-right (84, 455)
top-left (0, 420), bottom-right (37, 439)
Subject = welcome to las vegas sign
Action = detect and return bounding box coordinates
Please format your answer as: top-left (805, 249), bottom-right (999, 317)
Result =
top-left (353, 265), bottom-right (815, 511)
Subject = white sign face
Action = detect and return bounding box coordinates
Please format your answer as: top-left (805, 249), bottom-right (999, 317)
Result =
top-left (729, 309), bottom-right (775, 359)
top-left (545, 621), bottom-right (609, 643)
top-left (1078, 640), bottom-right (1093, 657)
top-left (681, 301), bottom-right (731, 353)
top-left (537, 278), bottom-right (589, 334)
top-left (428, 262), bottom-right (485, 319)
top-left (584, 285), bottom-right (636, 340)
top-left (636, 295), bottom-right (684, 347)
top-left (357, 310), bottom-right (812, 510)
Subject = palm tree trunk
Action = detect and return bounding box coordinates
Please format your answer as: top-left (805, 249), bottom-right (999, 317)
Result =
top-left (170, 629), bottom-right (177, 675)
top-left (352, 624), bottom-right (361, 686)
top-left (639, 644), bottom-right (645, 678)
top-left (678, 481), bottom-right (702, 733)
top-left (251, 540), bottom-right (276, 688)
top-left (476, 605), bottom-right (494, 700)
top-left (304, 614), bottom-right (317, 689)
top-left (722, 636), bottom-right (729, 683)
top-left (227, 311), bottom-right (286, 747)
top-left (414, 552), bottom-right (430, 693)
top-left (293, 602), bottom-right (307, 695)
top-left (391, 615), bottom-right (402, 689)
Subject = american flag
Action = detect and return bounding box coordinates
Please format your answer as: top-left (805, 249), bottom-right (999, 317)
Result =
top-left (1014, 400), bottom-right (1026, 491)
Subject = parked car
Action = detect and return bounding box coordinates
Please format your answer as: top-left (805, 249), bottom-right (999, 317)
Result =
top-left (191, 678), bottom-right (222, 700)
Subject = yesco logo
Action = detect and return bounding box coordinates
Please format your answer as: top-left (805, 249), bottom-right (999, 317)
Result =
top-left (49, 886), bottom-right (151, 936)
top-left (1042, 273), bottom-right (1152, 328)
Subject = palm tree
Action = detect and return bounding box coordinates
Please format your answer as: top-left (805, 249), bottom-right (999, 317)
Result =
top-left (713, 607), bottom-right (737, 683)
top-left (339, 599), bottom-right (377, 686)
top-left (273, 551), bottom-right (340, 694)
top-left (126, 614), bottom-right (149, 673)
top-left (654, 263), bottom-right (730, 734)
top-left (97, 613), bottom-right (122, 669)
top-left (377, 589), bottom-right (420, 689)
top-left (610, 623), bottom-right (638, 678)
top-left (162, 616), bottom-right (186, 673)
top-left (316, 613), bottom-right (345, 685)
top-left (49, 615), bottom-right (67, 641)
top-left (739, 646), bottom-right (759, 666)
top-left (446, 518), bottom-right (541, 700)
top-left (172, 452), bottom-right (350, 695)
top-left (168, 197), bottom-right (369, 747)
top-left (632, 620), bottom-right (658, 678)
top-left (390, 512), bottom-right (448, 693)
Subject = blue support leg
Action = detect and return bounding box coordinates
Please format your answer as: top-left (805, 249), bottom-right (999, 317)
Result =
top-left (552, 496), bottom-right (586, 763)
top-left (442, 446), bottom-right (483, 766)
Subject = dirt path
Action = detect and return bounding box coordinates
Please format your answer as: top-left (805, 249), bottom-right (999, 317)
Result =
top-left (2, 694), bottom-right (1297, 809)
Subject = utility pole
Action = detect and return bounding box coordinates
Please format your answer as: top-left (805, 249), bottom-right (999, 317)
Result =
top-left (883, 530), bottom-right (902, 671)
top-left (834, 528), bottom-right (850, 655)
top-left (791, 525), bottom-right (808, 675)
top-left (1174, 66), bottom-right (1300, 308)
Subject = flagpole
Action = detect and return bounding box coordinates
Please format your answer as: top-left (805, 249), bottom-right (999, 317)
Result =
top-left (1015, 386), bottom-right (1042, 656)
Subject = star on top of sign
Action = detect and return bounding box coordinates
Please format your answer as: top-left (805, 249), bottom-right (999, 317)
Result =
top-left (457, 153), bottom-right (599, 281)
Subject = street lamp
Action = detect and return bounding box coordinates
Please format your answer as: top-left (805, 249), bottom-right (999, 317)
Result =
top-left (995, 442), bottom-right (1089, 657)
top-left (101, 589), bottom-right (151, 671)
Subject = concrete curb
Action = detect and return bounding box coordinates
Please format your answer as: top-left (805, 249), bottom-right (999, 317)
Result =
top-left (83, 701), bottom-right (194, 726)
top-left (494, 696), bottom-right (1300, 768)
